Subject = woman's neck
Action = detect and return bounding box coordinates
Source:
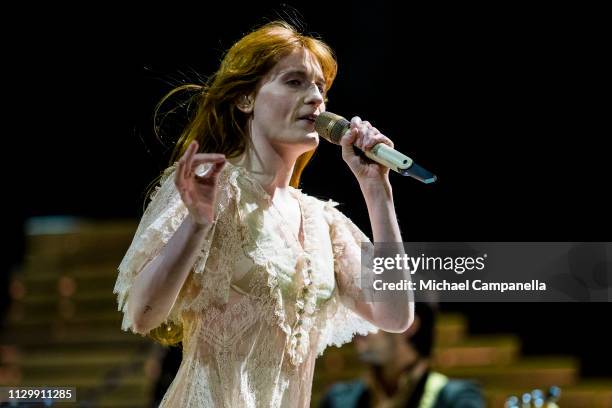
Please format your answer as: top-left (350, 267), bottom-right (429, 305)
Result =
top-left (229, 132), bottom-right (303, 198)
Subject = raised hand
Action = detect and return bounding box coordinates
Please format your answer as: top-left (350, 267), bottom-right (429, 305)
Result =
top-left (174, 141), bottom-right (226, 226)
top-left (339, 116), bottom-right (395, 185)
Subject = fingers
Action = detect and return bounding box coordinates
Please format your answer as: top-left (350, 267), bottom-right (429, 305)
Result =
top-left (185, 141), bottom-right (198, 180)
top-left (208, 160), bottom-right (227, 179)
top-left (345, 117), bottom-right (394, 152)
top-left (178, 141), bottom-right (226, 174)
top-left (175, 154), bottom-right (185, 189)
top-left (191, 153), bottom-right (226, 164)
top-left (340, 116), bottom-right (366, 147)
top-left (363, 131), bottom-right (394, 151)
top-left (178, 142), bottom-right (194, 183)
top-left (192, 154), bottom-right (226, 180)
top-left (176, 141), bottom-right (196, 188)
top-left (339, 125), bottom-right (359, 148)
top-left (173, 141), bottom-right (226, 222)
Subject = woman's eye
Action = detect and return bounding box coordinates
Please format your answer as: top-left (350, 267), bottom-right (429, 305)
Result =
top-left (286, 79), bottom-right (326, 95)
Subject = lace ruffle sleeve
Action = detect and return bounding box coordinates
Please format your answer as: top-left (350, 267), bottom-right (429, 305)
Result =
top-left (316, 202), bottom-right (378, 355)
top-left (113, 163), bottom-right (233, 333)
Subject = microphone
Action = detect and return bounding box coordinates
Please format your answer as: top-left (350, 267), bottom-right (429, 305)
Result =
top-left (314, 112), bottom-right (437, 184)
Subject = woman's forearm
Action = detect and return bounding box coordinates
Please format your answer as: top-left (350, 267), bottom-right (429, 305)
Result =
top-left (360, 180), bottom-right (402, 243)
top-left (127, 215), bottom-right (212, 333)
top-left (360, 180), bottom-right (414, 332)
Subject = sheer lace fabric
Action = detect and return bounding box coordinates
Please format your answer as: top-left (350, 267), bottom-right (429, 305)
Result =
top-left (113, 161), bottom-right (378, 407)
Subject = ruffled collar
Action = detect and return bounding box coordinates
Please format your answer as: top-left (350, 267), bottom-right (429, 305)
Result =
top-left (223, 160), bottom-right (305, 204)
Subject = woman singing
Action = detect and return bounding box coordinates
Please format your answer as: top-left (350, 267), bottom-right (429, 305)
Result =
top-left (114, 20), bottom-right (413, 407)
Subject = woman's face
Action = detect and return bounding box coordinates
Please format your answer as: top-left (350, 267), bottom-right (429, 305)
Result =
top-left (246, 48), bottom-right (327, 153)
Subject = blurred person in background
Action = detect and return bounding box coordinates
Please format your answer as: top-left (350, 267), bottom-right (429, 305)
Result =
top-left (320, 303), bottom-right (483, 408)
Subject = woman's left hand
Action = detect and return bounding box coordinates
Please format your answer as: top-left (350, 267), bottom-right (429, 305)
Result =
top-left (339, 116), bottom-right (395, 185)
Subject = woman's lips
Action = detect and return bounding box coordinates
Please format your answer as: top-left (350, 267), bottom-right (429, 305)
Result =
top-left (299, 119), bottom-right (316, 128)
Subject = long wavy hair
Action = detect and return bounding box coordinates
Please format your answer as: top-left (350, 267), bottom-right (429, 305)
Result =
top-left (145, 21), bottom-right (337, 346)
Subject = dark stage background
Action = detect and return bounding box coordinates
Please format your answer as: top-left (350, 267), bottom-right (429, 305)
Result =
top-left (14, 2), bottom-right (610, 378)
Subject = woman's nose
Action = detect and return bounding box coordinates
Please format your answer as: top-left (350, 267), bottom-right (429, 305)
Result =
top-left (304, 84), bottom-right (324, 105)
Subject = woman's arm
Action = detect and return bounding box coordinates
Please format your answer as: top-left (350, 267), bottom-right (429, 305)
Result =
top-left (128, 141), bottom-right (226, 334)
top-left (127, 216), bottom-right (211, 334)
top-left (356, 180), bottom-right (413, 333)
top-left (338, 116), bottom-right (414, 333)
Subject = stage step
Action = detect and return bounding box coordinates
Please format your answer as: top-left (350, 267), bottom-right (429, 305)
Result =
top-left (438, 357), bottom-right (579, 388)
top-left (434, 313), bottom-right (467, 346)
top-left (432, 334), bottom-right (520, 368)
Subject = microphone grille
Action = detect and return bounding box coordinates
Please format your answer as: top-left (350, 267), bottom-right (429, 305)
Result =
top-left (314, 112), bottom-right (350, 144)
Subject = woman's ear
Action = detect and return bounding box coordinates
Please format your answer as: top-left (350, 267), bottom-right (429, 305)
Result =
top-left (237, 95), bottom-right (254, 113)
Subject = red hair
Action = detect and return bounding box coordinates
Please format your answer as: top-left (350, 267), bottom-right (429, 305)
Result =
top-left (156, 20), bottom-right (337, 188)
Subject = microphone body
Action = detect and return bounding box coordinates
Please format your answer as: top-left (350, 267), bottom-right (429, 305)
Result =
top-left (314, 112), bottom-right (437, 184)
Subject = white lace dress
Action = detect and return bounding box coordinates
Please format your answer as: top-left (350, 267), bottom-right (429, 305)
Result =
top-left (113, 161), bottom-right (378, 407)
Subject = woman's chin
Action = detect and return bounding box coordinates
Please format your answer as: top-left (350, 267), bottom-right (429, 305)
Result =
top-left (292, 131), bottom-right (319, 146)
top-left (276, 132), bottom-right (319, 152)
top-left (302, 132), bottom-right (320, 149)
top-left (306, 131), bottom-right (319, 142)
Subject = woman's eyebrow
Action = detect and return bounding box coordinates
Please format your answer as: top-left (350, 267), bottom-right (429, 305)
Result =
top-left (281, 69), bottom-right (325, 85)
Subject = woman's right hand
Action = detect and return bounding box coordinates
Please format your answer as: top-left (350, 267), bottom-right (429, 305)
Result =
top-left (175, 140), bottom-right (226, 226)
